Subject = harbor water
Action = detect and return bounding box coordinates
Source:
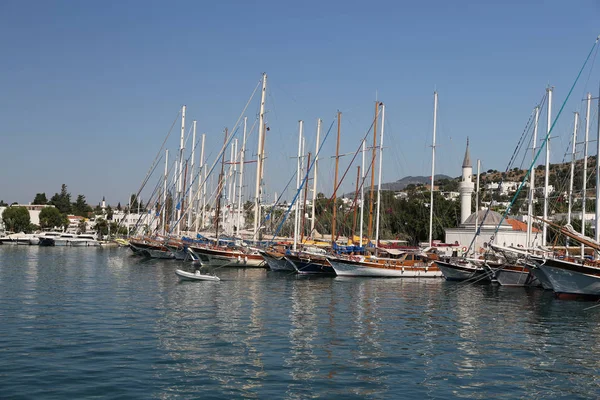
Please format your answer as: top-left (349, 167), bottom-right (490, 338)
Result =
top-left (1, 246), bottom-right (599, 399)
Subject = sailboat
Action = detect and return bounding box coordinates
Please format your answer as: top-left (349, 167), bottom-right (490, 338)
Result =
top-left (321, 102), bottom-right (442, 278)
top-left (189, 75), bottom-right (268, 269)
top-left (531, 219), bottom-right (600, 298)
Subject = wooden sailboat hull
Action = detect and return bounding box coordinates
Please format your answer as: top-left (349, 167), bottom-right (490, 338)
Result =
top-left (191, 246), bottom-right (266, 267)
top-left (493, 264), bottom-right (539, 287)
top-left (260, 250), bottom-right (294, 271)
top-left (129, 241), bottom-right (174, 259)
top-left (523, 259), bottom-right (553, 290)
top-left (330, 258), bottom-right (442, 278)
top-left (435, 260), bottom-right (488, 281)
top-left (285, 255), bottom-right (335, 275)
top-left (539, 258), bottom-right (600, 297)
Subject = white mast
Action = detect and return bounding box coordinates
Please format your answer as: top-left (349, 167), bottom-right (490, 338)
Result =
top-left (567, 112), bottom-right (579, 229)
top-left (475, 159), bottom-right (481, 253)
top-left (187, 120), bottom-right (197, 231)
top-left (374, 103), bottom-right (385, 248)
top-left (428, 91), bottom-right (438, 246)
top-left (293, 120), bottom-right (303, 251)
top-left (310, 118), bottom-right (321, 238)
top-left (162, 149), bottom-right (168, 235)
top-left (359, 139), bottom-right (366, 247)
top-left (202, 163), bottom-right (207, 231)
top-left (176, 105), bottom-right (186, 236)
top-left (595, 85), bottom-right (600, 258)
top-left (195, 133), bottom-right (205, 234)
top-left (236, 117), bottom-right (247, 237)
top-left (582, 93), bottom-right (591, 257)
top-left (542, 87), bottom-right (552, 245)
top-left (526, 106), bottom-right (539, 248)
top-left (231, 138), bottom-right (238, 229)
top-left (253, 73), bottom-right (267, 239)
top-left (228, 142), bottom-right (235, 206)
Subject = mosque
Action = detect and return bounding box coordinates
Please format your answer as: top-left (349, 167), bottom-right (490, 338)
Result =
top-left (443, 140), bottom-right (542, 252)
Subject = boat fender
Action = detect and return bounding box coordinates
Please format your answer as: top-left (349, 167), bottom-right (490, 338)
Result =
top-left (244, 256), bottom-right (248, 264)
top-left (402, 266), bottom-right (405, 273)
top-left (237, 255), bottom-right (242, 263)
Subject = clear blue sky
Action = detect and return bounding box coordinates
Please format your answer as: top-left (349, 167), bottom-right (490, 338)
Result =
top-left (1, 0), bottom-right (599, 206)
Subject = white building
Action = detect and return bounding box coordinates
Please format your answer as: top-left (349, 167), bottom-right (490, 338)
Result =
top-left (0, 204), bottom-right (56, 231)
top-left (484, 181), bottom-right (520, 196)
top-left (441, 191), bottom-right (460, 201)
top-left (445, 210), bottom-right (542, 251)
top-left (458, 139), bottom-right (474, 223)
top-left (445, 141), bottom-right (542, 250)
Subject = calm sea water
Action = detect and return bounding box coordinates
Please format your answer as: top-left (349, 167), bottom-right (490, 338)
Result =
top-left (1, 246), bottom-right (599, 399)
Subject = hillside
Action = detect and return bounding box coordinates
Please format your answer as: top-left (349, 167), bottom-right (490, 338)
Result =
top-left (480, 155), bottom-right (598, 189)
top-left (380, 174), bottom-right (452, 191)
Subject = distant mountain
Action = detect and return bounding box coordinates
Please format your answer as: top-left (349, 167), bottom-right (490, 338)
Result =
top-left (380, 174), bottom-right (453, 191)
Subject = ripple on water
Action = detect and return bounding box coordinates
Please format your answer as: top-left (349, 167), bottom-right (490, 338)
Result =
top-left (1, 247), bottom-right (600, 398)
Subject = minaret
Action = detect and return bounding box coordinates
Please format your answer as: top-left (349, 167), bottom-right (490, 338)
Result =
top-left (101, 196), bottom-right (106, 211)
top-left (459, 139), bottom-right (474, 224)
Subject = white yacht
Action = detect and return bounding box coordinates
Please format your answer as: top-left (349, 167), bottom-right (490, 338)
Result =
top-left (71, 233), bottom-right (100, 247)
top-left (38, 231), bottom-right (63, 246)
top-left (53, 233), bottom-right (77, 246)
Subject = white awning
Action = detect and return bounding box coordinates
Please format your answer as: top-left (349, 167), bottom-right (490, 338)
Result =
top-left (379, 248), bottom-right (404, 255)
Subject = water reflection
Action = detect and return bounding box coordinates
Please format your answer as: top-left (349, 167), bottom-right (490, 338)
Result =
top-left (154, 266), bottom-right (269, 398)
top-left (2, 247), bottom-right (600, 398)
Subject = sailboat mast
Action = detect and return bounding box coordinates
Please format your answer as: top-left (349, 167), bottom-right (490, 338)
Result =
top-left (367, 102), bottom-right (378, 243)
top-left (475, 159), bottom-right (481, 252)
top-left (374, 103), bottom-right (385, 249)
top-left (231, 139), bottom-right (238, 230)
top-left (526, 106), bottom-right (539, 247)
top-left (567, 112), bottom-right (579, 227)
top-left (582, 92), bottom-right (591, 257)
top-left (182, 161), bottom-right (189, 229)
top-left (187, 120), bottom-right (197, 230)
top-left (352, 165), bottom-right (360, 242)
top-left (195, 133), bottom-right (205, 234)
top-left (542, 87), bottom-right (552, 245)
top-left (215, 128), bottom-right (228, 243)
top-left (163, 149), bottom-right (168, 235)
top-left (300, 153), bottom-right (312, 244)
top-left (595, 84), bottom-right (600, 256)
top-left (331, 111), bottom-right (341, 248)
top-left (429, 92), bottom-right (438, 246)
top-left (359, 139), bottom-right (366, 246)
top-left (253, 73), bottom-right (267, 240)
top-left (294, 120), bottom-right (303, 251)
top-left (176, 105), bottom-right (186, 236)
top-left (310, 119), bottom-right (321, 237)
top-left (236, 117), bottom-right (247, 237)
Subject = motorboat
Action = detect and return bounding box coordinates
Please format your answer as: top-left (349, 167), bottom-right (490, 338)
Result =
top-left (175, 269), bottom-right (220, 282)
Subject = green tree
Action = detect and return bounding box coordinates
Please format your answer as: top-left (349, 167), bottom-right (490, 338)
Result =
top-left (72, 194), bottom-right (92, 217)
top-left (32, 193), bottom-right (48, 205)
top-left (94, 218), bottom-right (108, 237)
top-left (39, 207), bottom-right (68, 230)
top-left (49, 184), bottom-right (72, 214)
top-left (129, 194), bottom-right (139, 212)
top-left (0, 200), bottom-right (7, 206)
top-left (2, 206), bottom-right (31, 232)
